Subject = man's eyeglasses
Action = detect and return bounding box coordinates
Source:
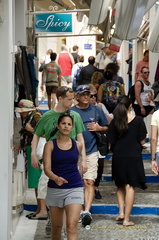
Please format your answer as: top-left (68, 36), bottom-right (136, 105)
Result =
top-left (143, 71), bottom-right (150, 74)
top-left (90, 94), bottom-right (97, 98)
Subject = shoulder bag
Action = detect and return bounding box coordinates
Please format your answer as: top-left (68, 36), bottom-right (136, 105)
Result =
top-left (94, 106), bottom-right (109, 156)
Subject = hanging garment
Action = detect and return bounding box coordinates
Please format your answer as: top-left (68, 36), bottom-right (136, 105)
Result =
top-left (155, 60), bottom-right (159, 82)
top-left (28, 53), bottom-right (39, 101)
top-left (20, 46), bottom-right (33, 99)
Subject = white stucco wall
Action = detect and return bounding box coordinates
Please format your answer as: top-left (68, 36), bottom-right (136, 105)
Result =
top-left (0, 0), bottom-right (14, 239)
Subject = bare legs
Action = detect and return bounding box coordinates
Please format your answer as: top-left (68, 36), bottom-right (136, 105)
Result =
top-left (32, 188), bottom-right (47, 217)
top-left (49, 204), bottom-right (82, 240)
top-left (47, 93), bottom-right (56, 110)
top-left (83, 179), bottom-right (95, 211)
top-left (116, 184), bottom-right (135, 225)
top-left (41, 85), bottom-right (46, 100)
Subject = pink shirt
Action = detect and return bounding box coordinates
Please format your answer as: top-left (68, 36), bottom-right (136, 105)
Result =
top-left (135, 59), bottom-right (149, 80)
top-left (58, 53), bottom-right (73, 76)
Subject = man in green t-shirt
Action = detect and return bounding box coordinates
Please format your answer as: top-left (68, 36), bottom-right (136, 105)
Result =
top-left (32, 86), bottom-right (87, 171)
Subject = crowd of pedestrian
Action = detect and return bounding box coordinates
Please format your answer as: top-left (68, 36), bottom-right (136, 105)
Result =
top-left (14, 44), bottom-right (159, 240)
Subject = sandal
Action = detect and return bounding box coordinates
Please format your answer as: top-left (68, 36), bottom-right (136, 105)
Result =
top-left (26, 213), bottom-right (36, 218)
top-left (123, 220), bottom-right (134, 227)
top-left (116, 213), bottom-right (124, 221)
top-left (29, 213), bottom-right (48, 220)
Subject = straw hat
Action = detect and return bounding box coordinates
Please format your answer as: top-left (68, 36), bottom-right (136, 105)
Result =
top-left (15, 99), bottom-right (36, 113)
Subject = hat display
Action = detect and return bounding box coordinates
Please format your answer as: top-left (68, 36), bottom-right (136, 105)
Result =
top-left (15, 99), bottom-right (36, 113)
top-left (76, 85), bottom-right (90, 95)
top-left (153, 94), bottom-right (159, 102)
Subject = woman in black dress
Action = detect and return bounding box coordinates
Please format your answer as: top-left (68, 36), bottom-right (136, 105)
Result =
top-left (107, 96), bottom-right (147, 227)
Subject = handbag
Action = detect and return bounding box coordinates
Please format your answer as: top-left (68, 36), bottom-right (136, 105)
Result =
top-left (38, 61), bottom-right (45, 72)
top-left (36, 137), bottom-right (46, 160)
top-left (94, 106), bottom-right (109, 156)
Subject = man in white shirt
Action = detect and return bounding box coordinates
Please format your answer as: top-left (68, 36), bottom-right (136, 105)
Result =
top-left (94, 46), bottom-right (108, 73)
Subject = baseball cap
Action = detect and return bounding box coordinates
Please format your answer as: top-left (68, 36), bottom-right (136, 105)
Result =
top-left (76, 85), bottom-right (90, 95)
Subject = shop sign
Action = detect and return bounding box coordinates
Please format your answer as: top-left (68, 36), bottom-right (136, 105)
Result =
top-left (35, 14), bottom-right (72, 33)
top-left (84, 44), bottom-right (93, 50)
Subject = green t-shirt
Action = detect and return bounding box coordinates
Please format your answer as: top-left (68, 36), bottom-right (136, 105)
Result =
top-left (43, 61), bottom-right (62, 87)
top-left (34, 109), bottom-right (85, 141)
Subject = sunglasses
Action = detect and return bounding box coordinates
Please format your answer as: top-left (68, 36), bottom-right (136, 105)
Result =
top-left (90, 94), bottom-right (97, 98)
top-left (63, 87), bottom-right (71, 93)
top-left (143, 71), bottom-right (150, 74)
top-left (77, 86), bottom-right (90, 92)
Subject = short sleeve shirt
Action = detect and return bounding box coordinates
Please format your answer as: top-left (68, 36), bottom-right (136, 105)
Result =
top-left (34, 110), bottom-right (85, 141)
top-left (71, 104), bottom-right (108, 155)
top-left (135, 60), bottom-right (149, 80)
top-left (151, 110), bottom-right (159, 152)
top-left (43, 61), bottom-right (62, 87)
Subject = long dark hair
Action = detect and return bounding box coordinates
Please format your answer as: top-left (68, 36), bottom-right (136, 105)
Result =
top-left (113, 95), bottom-right (132, 136)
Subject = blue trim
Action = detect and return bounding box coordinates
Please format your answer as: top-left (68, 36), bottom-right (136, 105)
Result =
top-left (41, 110), bottom-right (48, 113)
top-left (105, 153), bottom-right (151, 160)
top-left (24, 204), bottom-right (159, 215)
top-left (38, 100), bottom-right (47, 105)
top-left (101, 175), bottom-right (159, 183)
top-left (90, 205), bottom-right (159, 215)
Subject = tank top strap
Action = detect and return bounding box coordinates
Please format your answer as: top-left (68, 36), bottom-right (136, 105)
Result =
top-left (52, 138), bottom-right (57, 149)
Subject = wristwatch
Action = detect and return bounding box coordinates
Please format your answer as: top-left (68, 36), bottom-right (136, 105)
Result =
top-left (151, 157), bottom-right (156, 161)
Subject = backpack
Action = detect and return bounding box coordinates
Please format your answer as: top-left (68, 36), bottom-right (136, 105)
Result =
top-left (127, 80), bottom-right (144, 106)
top-left (72, 65), bottom-right (83, 91)
top-left (102, 81), bottom-right (122, 107)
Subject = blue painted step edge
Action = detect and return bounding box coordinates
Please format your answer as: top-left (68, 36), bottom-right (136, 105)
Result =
top-left (105, 153), bottom-right (151, 160)
top-left (101, 175), bottom-right (159, 183)
top-left (24, 204), bottom-right (159, 215)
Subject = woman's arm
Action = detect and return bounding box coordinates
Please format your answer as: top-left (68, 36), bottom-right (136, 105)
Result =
top-left (97, 84), bottom-right (103, 103)
top-left (150, 125), bottom-right (159, 175)
top-left (43, 141), bottom-right (68, 186)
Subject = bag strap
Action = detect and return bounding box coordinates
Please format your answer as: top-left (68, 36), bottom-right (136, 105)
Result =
top-left (50, 127), bottom-right (58, 138)
top-left (94, 106), bottom-right (97, 123)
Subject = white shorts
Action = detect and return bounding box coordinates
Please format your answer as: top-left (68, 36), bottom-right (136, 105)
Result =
top-left (37, 168), bottom-right (48, 199)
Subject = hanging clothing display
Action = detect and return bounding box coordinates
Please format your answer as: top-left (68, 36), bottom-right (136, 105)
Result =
top-left (28, 53), bottom-right (39, 101)
top-left (20, 46), bottom-right (34, 100)
top-left (155, 60), bottom-right (159, 82)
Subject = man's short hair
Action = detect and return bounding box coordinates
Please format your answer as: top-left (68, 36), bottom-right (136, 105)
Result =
top-left (140, 66), bottom-right (149, 73)
top-left (56, 86), bottom-right (74, 100)
top-left (88, 56), bottom-right (95, 65)
top-left (61, 44), bottom-right (67, 51)
top-left (73, 45), bottom-right (79, 51)
top-left (50, 52), bottom-right (57, 61)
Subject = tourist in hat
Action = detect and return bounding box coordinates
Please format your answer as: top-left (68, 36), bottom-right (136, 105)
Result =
top-left (14, 99), bottom-right (48, 220)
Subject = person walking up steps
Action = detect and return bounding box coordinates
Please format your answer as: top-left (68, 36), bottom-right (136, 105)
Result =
top-left (107, 95), bottom-right (147, 226)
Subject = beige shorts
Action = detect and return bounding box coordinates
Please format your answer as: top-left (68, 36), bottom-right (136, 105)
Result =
top-left (83, 151), bottom-right (98, 181)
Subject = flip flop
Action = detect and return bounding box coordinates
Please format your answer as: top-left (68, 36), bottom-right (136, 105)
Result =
top-left (26, 213), bottom-right (36, 218)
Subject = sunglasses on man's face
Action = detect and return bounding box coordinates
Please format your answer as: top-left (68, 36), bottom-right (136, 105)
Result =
top-left (143, 71), bottom-right (150, 74)
top-left (90, 94), bottom-right (97, 98)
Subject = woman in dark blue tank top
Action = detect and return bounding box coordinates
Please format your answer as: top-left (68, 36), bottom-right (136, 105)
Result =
top-left (43, 113), bottom-right (84, 240)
